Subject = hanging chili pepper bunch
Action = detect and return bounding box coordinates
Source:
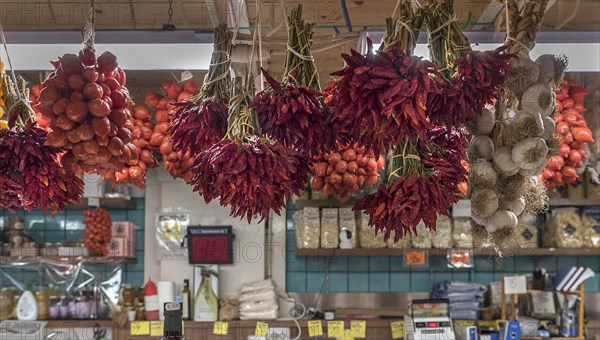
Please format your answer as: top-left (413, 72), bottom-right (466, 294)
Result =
top-left (190, 78), bottom-right (310, 223)
top-left (424, 0), bottom-right (513, 127)
top-left (146, 79), bottom-right (199, 182)
top-left (329, 6), bottom-right (443, 153)
top-left (170, 24), bottom-right (232, 156)
top-left (0, 74), bottom-right (83, 213)
top-left (253, 5), bottom-right (329, 156)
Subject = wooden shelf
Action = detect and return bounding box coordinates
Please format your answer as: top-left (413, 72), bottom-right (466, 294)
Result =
top-left (548, 198), bottom-right (599, 207)
top-left (295, 248), bottom-right (600, 257)
top-left (0, 255), bottom-right (137, 265)
top-left (293, 199), bottom-right (358, 209)
top-left (67, 197), bottom-right (136, 210)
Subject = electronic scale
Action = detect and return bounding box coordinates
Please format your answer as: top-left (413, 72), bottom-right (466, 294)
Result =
top-left (404, 299), bottom-right (457, 340)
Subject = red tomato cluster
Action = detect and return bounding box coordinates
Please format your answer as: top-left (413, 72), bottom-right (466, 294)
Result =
top-left (542, 78), bottom-right (594, 189)
top-left (30, 84), bottom-right (50, 130)
top-left (310, 143), bottom-right (384, 203)
top-left (83, 208), bottom-right (112, 256)
top-left (146, 80), bottom-right (199, 182)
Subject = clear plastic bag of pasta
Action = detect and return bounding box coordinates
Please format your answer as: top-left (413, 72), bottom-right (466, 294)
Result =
top-left (320, 208), bottom-right (339, 248)
top-left (358, 213), bottom-right (386, 249)
top-left (301, 207), bottom-right (320, 249)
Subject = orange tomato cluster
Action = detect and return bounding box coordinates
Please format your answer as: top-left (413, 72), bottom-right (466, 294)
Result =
top-left (542, 78), bottom-right (594, 189)
top-left (310, 143), bottom-right (384, 203)
top-left (30, 84), bottom-right (51, 131)
top-left (146, 80), bottom-right (199, 182)
top-left (83, 208), bottom-right (112, 256)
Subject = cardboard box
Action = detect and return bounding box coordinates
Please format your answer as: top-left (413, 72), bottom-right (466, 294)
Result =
top-left (107, 238), bottom-right (136, 257)
top-left (112, 221), bottom-right (135, 239)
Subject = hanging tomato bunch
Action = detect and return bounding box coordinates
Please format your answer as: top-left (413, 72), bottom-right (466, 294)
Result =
top-left (29, 84), bottom-right (51, 130)
top-left (541, 78), bottom-right (594, 188)
top-left (36, 48), bottom-right (137, 177)
top-left (146, 79), bottom-right (199, 182)
top-left (310, 143), bottom-right (384, 203)
top-left (83, 207), bottom-right (112, 255)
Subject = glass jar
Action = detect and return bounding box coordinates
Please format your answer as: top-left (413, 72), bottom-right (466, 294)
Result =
top-left (136, 286), bottom-right (145, 306)
top-left (74, 296), bottom-right (91, 319)
top-left (48, 296), bottom-right (60, 320)
top-left (0, 289), bottom-right (14, 320)
top-left (122, 285), bottom-right (135, 307)
top-left (34, 290), bottom-right (49, 320)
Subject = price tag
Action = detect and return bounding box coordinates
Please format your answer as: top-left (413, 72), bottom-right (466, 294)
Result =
top-left (180, 70), bottom-right (193, 82)
top-left (130, 321), bottom-right (150, 335)
top-left (404, 250), bottom-right (426, 266)
top-left (452, 199), bottom-right (471, 217)
top-left (342, 329), bottom-right (355, 340)
top-left (213, 322), bottom-right (228, 335)
top-left (504, 275), bottom-right (527, 294)
top-left (327, 320), bottom-right (345, 338)
top-left (350, 320), bottom-right (366, 338)
top-left (448, 249), bottom-right (473, 268)
top-left (255, 322), bottom-right (269, 336)
top-left (307, 320), bottom-right (323, 337)
top-left (87, 197), bottom-right (100, 207)
top-left (390, 321), bottom-right (404, 339)
top-left (150, 321), bottom-right (164, 337)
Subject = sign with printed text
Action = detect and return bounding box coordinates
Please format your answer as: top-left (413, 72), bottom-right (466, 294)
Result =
top-left (390, 321), bottom-right (404, 339)
top-left (130, 321), bottom-right (150, 336)
top-left (150, 321), bottom-right (164, 337)
top-left (350, 320), bottom-right (366, 338)
top-left (342, 329), bottom-right (355, 340)
top-left (504, 275), bottom-right (527, 294)
top-left (448, 249), bottom-right (473, 267)
top-left (213, 322), bottom-right (228, 335)
top-left (404, 250), bottom-right (427, 266)
top-left (327, 320), bottom-right (345, 337)
top-left (308, 320), bottom-right (323, 337)
top-left (255, 322), bottom-right (269, 336)
top-left (452, 199), bottom-right (471, 217)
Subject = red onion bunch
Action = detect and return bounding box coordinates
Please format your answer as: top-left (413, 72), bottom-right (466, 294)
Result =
top-left (0, 122), bottom-right (83, 213)
top-left (36, 48), bottom-right (137, 178)
top-left (191, 136), bottom-right (310, 223)
top-left (329, 39), bottom-right (444, 153)
top-left (253, 69), bottom-right (329, 156)
top-left (354, 127), bottom-right (467, 241)
top-left (169, 24), bottom-right (232, 155)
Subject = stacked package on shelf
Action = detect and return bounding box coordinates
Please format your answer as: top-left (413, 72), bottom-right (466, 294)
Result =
top-left (452, 218), bottom-right (473, 248)
top-left (358, 212), bottom-right (387, 249)
top-left (411, 222), bottom-right (433, 249)
top-left (320, 208), bottom-right (339, 248)
top-left (431, 281), bottom-right (486, 320)
top-left (238, 280), bottom-right (279, 320)
top-left (543, 209), bottom-right (586, 248)
top-left (582, 206), bottom-right (600, 248)
top-left (301, 207), bottom-right (320, 249)
top-left (293, 210), bottom-right (304, 249)
top-left (432, 215), bottom-right (453, 248)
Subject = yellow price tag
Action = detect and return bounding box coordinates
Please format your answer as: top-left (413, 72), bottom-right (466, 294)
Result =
top-left (130, 321), bottom-right (150, 336)
top-left (350, 320), bottom-right (366, 338)
top-left (150, 321), bottom-right (164, 337)
top-left (390, 321), bottom-right (404, 339)
top-left (213, 321), bottom-right (228, 335)
top-left (255, 322), bottom-right (269, 336)
top-left (307, 320), bottom-right (323, 337)
top-left (342, 329), bottom-right (355, 340)
top-left (327, 321), bottom-right (345, 338)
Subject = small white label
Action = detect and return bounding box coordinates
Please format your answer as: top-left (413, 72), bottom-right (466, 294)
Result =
top-left (452, 199), bottom-right (471, 217)
top-left (504, 275), bottom-right (527, 294)
top-left (88, 197), bottom-right (100, 207)
top-left (180, 70), bottom-right (193, 82)
top-left (165, 302), bottom-right (181, 311)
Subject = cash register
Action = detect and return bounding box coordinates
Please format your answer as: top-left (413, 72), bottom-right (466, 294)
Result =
top-left (404, 299), bottom-right (457, 340)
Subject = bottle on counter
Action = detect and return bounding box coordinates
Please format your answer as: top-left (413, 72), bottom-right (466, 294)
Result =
top-left (182, 280), bottom-right (191, 321)
top-left (16, 288), bottom-right (38, 321)
top-left (162, 302), bottom-right (185, 340)
top-left (144, 278), bottom-right (159, 320)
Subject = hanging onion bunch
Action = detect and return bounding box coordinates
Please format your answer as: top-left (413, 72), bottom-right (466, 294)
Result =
top-left (36, 47), bottom-right (137, 178)
top-left (170, 24), bottom-right (232, 155)
top-left (354, 127), bottom-right (467, 241)
top-left (0, 74), bottom-right (83, 213)
top-left (329, 6), bottom-right (442, 153)
top-left (190, 79), bottom-right (310, 223)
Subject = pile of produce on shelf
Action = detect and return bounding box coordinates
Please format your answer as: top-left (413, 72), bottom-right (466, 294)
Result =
top-left (146, 79), bottom-right (199, 182)
top-left (469, 0), bottom-right (561, 254)
top-left (36, 48), bottom-right (137, 178)
top-left (169, 24), bottom-right (232, 157)
top-left (310, 143), bottom-right (384, 203)
top-left (103, 105), bottom-right (159, 188)
top-left (542, 78), bottom-right (594, 189)
top-left (82, 207), bottom-right (112, 255)
top-left (0, 73), bottom-right (83, 213)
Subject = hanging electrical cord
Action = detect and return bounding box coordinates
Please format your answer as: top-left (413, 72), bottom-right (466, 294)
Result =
top-left (162, 0), bottom-right (176, 31)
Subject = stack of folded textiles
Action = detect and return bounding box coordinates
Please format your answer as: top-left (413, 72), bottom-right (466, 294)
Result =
top-left (430, 281), bottom-right (486, 320)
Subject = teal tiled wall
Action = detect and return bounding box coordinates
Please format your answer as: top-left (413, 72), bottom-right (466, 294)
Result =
top-left (285, 208), bottom-right (600, 293)
top-left (0, 197), bottom-right (145, 286)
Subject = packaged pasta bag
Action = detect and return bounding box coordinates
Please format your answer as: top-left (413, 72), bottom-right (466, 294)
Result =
top-left (301, 207), bottom-right (320, 249)
top-left (320, 208), bottom-right (339, 248)
top-left (358, 212), bottom-right (386, 249)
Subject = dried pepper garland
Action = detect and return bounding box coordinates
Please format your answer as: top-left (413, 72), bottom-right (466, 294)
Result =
top-left (0, 75), bottom-right (83, 213)
top-left (354, 128), bottom-right (467, 241)
top-left (190, 80), bottom-right (310, 223)
top-left (169, 24), bottom-right (232, 155)
top-left (253, 5), bottom-right (328, 156)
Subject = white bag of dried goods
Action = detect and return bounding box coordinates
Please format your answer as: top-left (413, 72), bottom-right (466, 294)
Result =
top-left (358, 213), bottom-right (386, 249)
top-left (411, 221), bottom-right (433, 249)
top-left (452, 217), bottom-right (473, 248)
top-left (302, 207), bottom-right (320, 249)
top-left (433, 215), bottom-right (453, 248)
top-left (320, 208), bottom-right (339, 248)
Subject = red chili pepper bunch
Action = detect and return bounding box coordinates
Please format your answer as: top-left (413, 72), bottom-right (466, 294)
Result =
top-left (353, 127), bottom-right (467, 241)
top-left (190, 136), bottom-right (309, 223)
top-left (0, 122), bottom-right (83, 213)
top-left (429, 47), bottom-right (513, 127)
top-left (330, 39), bottom-right (443, 153)
top-left (253, 69), bottom-right (329, 156)
top-left (169, 24), bottom-right (232, 156)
